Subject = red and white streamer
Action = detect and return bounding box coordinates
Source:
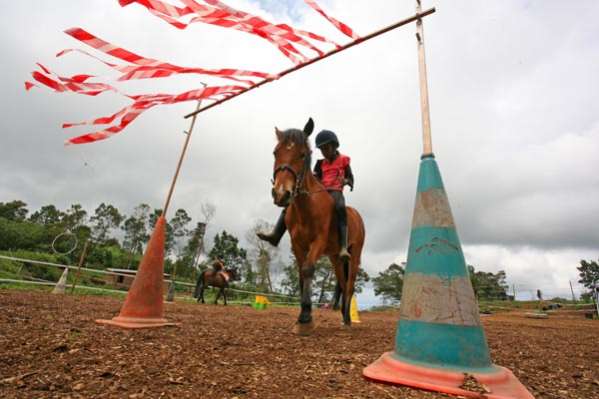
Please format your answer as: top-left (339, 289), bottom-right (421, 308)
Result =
top-left (65, 84), bottom-right (246, 145)
top-left (26, 63), bottom-right (121, 97)
top-left (26, 0), bottom-right (359, 144)
top-left (119, 0), bottom-right (345, 64)
top-left (303, 0), bottom-right (359, 40)
top-left (62, 27), bottom-right (276, 84)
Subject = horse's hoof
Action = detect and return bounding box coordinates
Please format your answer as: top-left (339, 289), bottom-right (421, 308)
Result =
top-left (294, 320), bottom-right (315, 336)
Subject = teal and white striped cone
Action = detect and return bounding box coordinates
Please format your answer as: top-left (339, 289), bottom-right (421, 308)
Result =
top-left (364, 155), bottom-right (534, 399)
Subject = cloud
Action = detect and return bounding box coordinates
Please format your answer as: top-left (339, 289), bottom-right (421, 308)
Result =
top-left (1, 1), bottom-right (598, 301)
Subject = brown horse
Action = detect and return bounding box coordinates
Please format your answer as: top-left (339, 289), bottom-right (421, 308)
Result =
top-left (270, 118), bottom-right (365, 334)
top-left (194, 260), bottom-right (238, 305)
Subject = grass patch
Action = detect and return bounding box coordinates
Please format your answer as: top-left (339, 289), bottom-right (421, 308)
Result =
top-left (0, 282), bottom-right (52, 292)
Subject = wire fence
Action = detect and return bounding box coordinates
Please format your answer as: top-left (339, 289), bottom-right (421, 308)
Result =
top-left (0, 254), bottom-right (322, 306)
top-left (2, 253), bottom-right (591, 308)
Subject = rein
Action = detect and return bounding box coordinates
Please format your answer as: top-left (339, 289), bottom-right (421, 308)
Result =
top-left (273, 150), bottom-right (326, 198)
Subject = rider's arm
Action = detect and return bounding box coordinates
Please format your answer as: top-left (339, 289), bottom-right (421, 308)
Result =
top-left (344, 164), bottom-right (354, 190)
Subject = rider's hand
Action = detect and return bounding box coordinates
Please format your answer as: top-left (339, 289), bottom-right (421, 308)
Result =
top-left (344, 178), bottom-right (353, 191)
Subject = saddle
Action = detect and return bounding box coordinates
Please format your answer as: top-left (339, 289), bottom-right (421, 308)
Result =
top-left (216, 270), bottom-right (230, 283)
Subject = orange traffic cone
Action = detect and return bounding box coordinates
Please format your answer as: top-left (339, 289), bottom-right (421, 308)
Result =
top-left (96, 216), bottom-right (177, 329)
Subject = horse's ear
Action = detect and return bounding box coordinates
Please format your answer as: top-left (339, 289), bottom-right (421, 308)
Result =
top-left (303, 117), bottom-right (314, 137)
top-left (275, 126), bottom-right (283, 141)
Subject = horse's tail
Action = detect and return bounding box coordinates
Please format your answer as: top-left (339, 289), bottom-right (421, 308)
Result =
top-left (343, 258), bottom-right (349, 282)
top-left (346, 206), bottom-right (365, 266)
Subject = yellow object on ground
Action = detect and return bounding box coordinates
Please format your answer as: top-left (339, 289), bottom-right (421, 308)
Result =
top-left (350, 295), bottom-right (361, 323)
top-left (253, 295), bottom-right (271, 310)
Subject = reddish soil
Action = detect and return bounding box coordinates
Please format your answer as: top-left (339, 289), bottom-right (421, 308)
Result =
top-left (0, 291), bottom-right (597, 399)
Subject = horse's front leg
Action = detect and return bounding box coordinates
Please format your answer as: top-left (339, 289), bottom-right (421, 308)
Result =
top-left (198, 283), bottom-right (206, 303)
top-left (222, 287), bottom-right (227, 306)
top-left (296, 240), bottom-right (327, 334)
top-left (214, 288), bottom-right (221, 305)
top-left (298, 264), bottom-right (314, 325)
top-left (332, 281), bottom-right (342, 310)
top-left (194, 276), bottom-right (201, 301)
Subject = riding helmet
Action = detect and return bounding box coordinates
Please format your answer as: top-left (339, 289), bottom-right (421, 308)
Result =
top-left (315, 130), bottom-right (339, 148)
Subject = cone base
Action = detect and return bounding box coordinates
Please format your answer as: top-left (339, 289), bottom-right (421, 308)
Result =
top-left (363, 352), bottom-right (534, 399)
top-left (96, 316), bottom-right (179, 329)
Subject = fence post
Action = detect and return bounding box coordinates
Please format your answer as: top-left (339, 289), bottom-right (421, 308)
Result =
top-left (70, 240), bottom-right (90, 294)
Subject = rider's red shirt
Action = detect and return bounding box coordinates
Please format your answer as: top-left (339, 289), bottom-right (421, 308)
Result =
top-left (320, 153), bottom-right (350, 191)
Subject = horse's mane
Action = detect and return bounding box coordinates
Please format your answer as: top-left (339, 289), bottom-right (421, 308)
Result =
top-left (280, 128), bottom-right (312, 169)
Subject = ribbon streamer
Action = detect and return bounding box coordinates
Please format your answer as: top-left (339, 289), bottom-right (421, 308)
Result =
top-left (120, 0), bottom-right (343, 64)
top-left (26, 0), bottom-right (359, 145)
top-left (304, 0), bottom-right (359, 40)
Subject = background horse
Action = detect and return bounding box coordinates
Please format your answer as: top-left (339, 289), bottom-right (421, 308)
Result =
top-left (270, 118), bottom-right (365, 334)
top-left (194, 260), bottom-right (238, 305)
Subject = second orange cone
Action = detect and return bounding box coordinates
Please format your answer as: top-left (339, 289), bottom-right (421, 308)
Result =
top-left (96, 216), bottom-right (177, 329)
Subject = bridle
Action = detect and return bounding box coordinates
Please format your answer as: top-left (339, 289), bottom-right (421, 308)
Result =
top-left (272, 155), bottom-right (309, 199)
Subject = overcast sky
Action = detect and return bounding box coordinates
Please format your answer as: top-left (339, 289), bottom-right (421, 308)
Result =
top-left (1, 1), bottom-right (598, 304)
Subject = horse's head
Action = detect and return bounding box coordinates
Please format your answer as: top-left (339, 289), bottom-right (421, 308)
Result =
top-left (271, 117), bottom-right (314, 207)
top-left (225, 267), bottom-right (239, 281)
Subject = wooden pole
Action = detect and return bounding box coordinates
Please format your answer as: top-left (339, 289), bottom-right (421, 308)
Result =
top-left (70, 240), bottom-right (90, 294)
top-left (163, 94), bottom-right (206, 301)
top-left (185, 8), bottom-right (436, 119)
top-left (569, 280), bottom-right (576, 302)
top-left (163, 88), bottom-right (206, 216)
top-left (416, 0), bottom-right (433, 156)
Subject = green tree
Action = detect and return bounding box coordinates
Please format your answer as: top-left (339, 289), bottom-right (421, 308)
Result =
top-left (29, 204), bottom-right (64, 225)
top-left (121, 204), bottom-right (150, 268)
top-left (355, 268), bottom-right (370, 294)
top-left (577, 259), bottom-right (599, 298)
top-left (467, 265), bottom-right (509, 300)
top-left (315, 257), bottom-right (336, 303)
top-left (61, 204), bottom-right (87, 230)
top-left (169, 209), bottom-right (191, 255)
top-left (90, 203), bottom-right (123, 244)
top-left (280, 256), bottom-right (300, 297)
top-left (0, 217), bottom-right (45, 251)
top-left (166, 209), bottom-right (192, 278)
top-left (208, 230), bottom-right (248, 276)
top-left (246, 220), bottom-right (279, 292)
top-left (181, 222), bottom-right (207, 268)
top-left (0, 200), bottom-right (28, 221)
top-left (180, 202), bottom-right (216, 275)
top-left (373, 263), bottom-right (405, 304)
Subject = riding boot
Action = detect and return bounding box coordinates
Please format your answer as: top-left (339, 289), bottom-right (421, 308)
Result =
top-left (257, 209), bottom-right (287, 247)
top-left (338, 221), bottom-right (351, 261)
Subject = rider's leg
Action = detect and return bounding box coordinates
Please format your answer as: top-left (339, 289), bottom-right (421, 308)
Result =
top-left (256, 208), bottom-right (287, 246)
top-left (330, 191), bottom-right (350, 261)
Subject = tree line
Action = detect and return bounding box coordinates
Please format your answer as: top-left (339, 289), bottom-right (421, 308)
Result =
top-left (0, 200), bottom-right (368, 302)
top-left (5, 199), bottom-right (594, 304)
top-left (371, 262), bottom-right (511, 304)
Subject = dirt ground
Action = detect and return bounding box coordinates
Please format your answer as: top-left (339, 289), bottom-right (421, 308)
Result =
top-left (1, 291), bottom-right (597, 399)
